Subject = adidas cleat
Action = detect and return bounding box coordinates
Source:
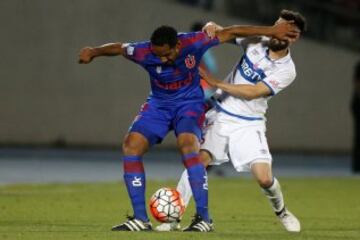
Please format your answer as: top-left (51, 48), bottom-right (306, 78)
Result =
top-left (183, 214), bottom-right (214, 232)
top-left (111, 215), bottom-right (152, 232)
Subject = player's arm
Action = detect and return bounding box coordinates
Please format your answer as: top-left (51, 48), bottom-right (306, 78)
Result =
top-left (78, 42), bottom-right (126, 64)
top-left (199, 68), bottom-right (271, 100)
top-left (204, 21), bottom-right (299, 44)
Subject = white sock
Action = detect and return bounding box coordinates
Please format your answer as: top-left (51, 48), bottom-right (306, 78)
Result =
top-left (261, 178), bottom-right (285, 213)
top-left (176, 169), bottom-right (193, 207)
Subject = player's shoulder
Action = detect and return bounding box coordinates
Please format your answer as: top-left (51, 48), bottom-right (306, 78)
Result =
top-left (178, 31), bottom-right (206, 40)
top-left (177, 31), bottom-right (208, 50)
top-left (282, 53), bottom-right (296, 76)
top-left (124, 41), bottom-right (152, 62)
top-left (126, 40), bottom-right (150, 50)
top-left (274, 60), bottom-right (297, 81)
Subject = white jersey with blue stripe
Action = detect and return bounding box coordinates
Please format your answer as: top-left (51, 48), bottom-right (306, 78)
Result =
top-left (215, 37), bottom-right (296, 123)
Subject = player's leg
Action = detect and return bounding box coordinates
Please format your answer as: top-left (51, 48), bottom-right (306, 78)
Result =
top-left (251, 162), bottom-right (301, 232)
top-left (173, 103), bottom-right (213, 232)
top-left (112, 132), bottom-right (152, 231)
top-left (112, 103), bottom-right (170, 232)
top-left (155, 150), bottom-right (213, 232)
top-left (176, 107), bottom-right (224, 210)
top-left (177, 133), bottom-right (213, 232)
top-left (122, 133), bottom-right (149, 220)
top-left (177, 150), bottom-right (212, 207)
top-left (228, 125), bottom-right (300, 232)
top-left (251, 162), bottom-right (283, 212)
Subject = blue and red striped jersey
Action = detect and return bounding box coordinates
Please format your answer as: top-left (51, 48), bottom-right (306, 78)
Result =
top-left (123, 32), bottom-right (219, 105)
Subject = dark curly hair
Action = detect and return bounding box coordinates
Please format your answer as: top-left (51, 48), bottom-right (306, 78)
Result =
top-left (150, 25), bottom-right (178, 48)
top-left (280, 9), bottom-right (307, 33)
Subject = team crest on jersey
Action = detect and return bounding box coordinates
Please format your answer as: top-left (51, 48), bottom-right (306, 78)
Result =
top-left (185, 54), bottom-right (196, 69)
top-left (156, 66), bottom-right (162, 74)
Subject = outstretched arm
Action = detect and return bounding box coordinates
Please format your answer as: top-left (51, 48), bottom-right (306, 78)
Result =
top-left (199, 68), bottom-right (271, 100)
top-left (203, 21), bottom-right (299, 44)
top-left (78, 42), bottom-right (125, 64)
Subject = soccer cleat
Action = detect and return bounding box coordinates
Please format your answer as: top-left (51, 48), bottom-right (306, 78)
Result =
top-left (276, 208), bottom-right (301, 232)
top-left (111, 215), bottom-right (152, 232)
top-left (155, 221), bottom-right (181, 232)
top-left (183, 214), bottom-right (214, 232)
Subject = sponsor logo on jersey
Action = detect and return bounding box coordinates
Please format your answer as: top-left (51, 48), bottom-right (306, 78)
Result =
top-left (153, 73), bottom-right (193, 90)
top-left (156, 66), bottom-right (162, 74)
top-left (237, 55), bottom-right (266, 83)
top-left (185, 54), bottom-right (196, 69)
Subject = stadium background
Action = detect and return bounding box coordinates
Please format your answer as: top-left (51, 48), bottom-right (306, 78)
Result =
top-left (1, 0), bottom-right (359, 152)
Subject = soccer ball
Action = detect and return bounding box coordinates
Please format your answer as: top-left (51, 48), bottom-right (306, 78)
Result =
top-left (149, 187), bottom-right (185, 223)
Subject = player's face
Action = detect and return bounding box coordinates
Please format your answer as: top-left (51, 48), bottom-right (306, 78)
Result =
top-left (268, 37), bottom-right (289, 52)
top-left (268, 18), bottom-right (297, 52)
top-left (151, 43), bottom-right (179, 64)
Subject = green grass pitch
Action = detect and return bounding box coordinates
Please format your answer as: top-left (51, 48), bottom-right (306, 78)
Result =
top-left (1, 178), bottom-right (359, 240)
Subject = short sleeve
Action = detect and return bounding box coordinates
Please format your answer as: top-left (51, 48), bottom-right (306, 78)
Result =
top-left (262, 69), bottom-right (296, 96)
top-left (183, 31), bottom-right (220, 54)
top-left (122, 42), bottom-right (150, 64)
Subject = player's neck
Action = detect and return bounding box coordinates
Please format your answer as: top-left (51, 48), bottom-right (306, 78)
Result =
top-left (268, 48), bottom-right (288, 61)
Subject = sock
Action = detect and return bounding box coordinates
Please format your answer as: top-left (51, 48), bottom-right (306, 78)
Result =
top-left (182, 152), bottom-right (210, 222)
top-left (123, 155), bottom-right (148, 222)
top-left (261, 178), bottom-right (285, 213)
top-left (176, 169), bottom-right (192, 207)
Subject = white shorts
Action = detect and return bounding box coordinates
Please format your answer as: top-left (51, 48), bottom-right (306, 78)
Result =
top-left (201, 111), bottom-right (272, 172)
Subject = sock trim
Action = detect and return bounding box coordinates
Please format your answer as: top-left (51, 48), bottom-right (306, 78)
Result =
top-left (123, 155), bottom-right (142, 161)
top-left (123, 155), bottom-right (144, 173)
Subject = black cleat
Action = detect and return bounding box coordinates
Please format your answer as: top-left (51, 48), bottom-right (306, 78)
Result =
top-left (111, 215), bottom-right (152, 232)
top-left (183, 214), bottom-right (214, 232)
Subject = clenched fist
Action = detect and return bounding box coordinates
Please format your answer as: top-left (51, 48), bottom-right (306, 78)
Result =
top-left (78, 47), bottom-right (95, 64)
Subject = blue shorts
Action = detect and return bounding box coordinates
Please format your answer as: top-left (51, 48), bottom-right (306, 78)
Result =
top-left (129, 101), bottom-right (206, 146)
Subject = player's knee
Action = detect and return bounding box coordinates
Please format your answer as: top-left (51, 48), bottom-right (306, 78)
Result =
top-left (122, 134), bottom-right (148, 156)
top-left (257, 176), bottom-right (273, 189)
top-left (177, 134), bottom-right (199, 155)
top-left (177, 133), bottom-right (199, 154)
top-left (178, 142), bottom-right (197, 155)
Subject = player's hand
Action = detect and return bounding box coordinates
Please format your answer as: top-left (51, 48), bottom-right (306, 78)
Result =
top-left (202, 21), bottom-right (223, 39)
top-left (271, 20), bottom-right (300, 42)
top-left (199, 67), bottom-right (220, 88)
top-left (78, 47), bottom-right (95, 64)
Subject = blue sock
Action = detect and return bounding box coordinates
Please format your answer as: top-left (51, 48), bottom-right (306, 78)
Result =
top-left (123, 155), bottom-right (148, 222)
top-left (182, 152), bottom-right (210, 222)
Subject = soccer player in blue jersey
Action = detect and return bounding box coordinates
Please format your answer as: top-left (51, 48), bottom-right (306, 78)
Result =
top-left (78, 22), bottom-right (298, 232)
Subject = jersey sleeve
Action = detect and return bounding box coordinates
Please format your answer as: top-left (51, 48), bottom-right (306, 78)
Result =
top-left (261, 68), bottom-right (296, 96)
top-left (186, 31), bottom-right (220, 54)
top-left (122, 42), bottom-right (150, 65)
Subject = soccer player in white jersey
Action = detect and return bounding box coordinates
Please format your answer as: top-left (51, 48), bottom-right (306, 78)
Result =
top-left (156, 10), bottom-right (307, 232)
